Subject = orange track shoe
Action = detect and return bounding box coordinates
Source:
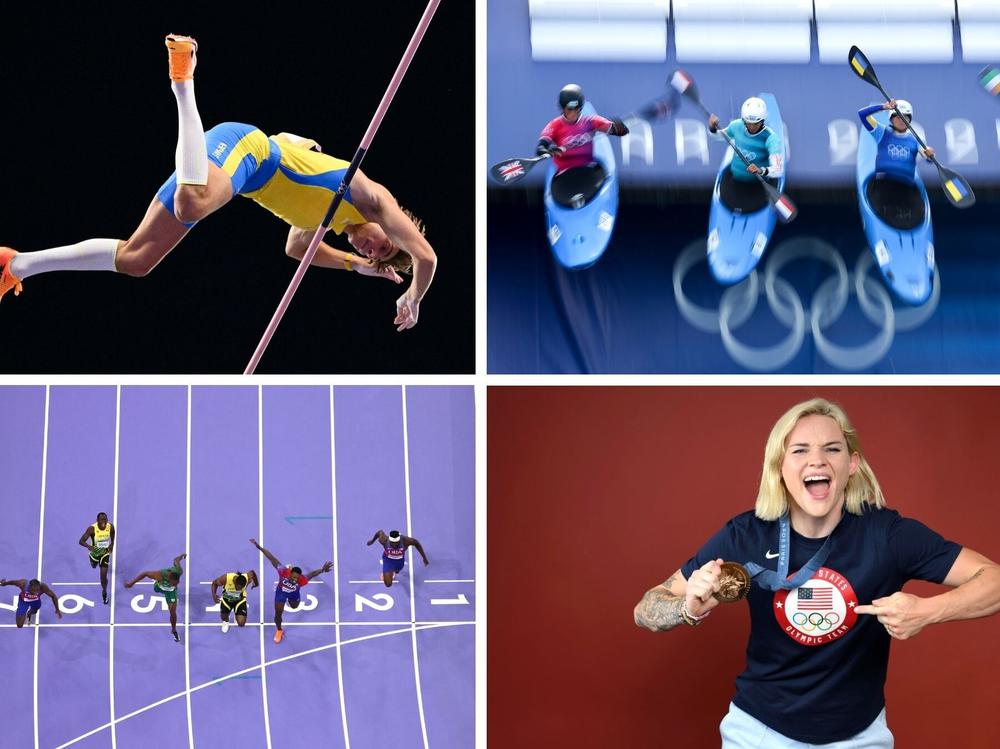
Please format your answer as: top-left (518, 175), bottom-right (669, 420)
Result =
top-left (273, 628), bottom-right (284, 644)
top-left (165, 34), bottom-right (198, 82)
top-left (0, 247), bottom-right (23, 302)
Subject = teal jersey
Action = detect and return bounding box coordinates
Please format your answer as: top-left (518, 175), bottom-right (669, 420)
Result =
top-left (723, 120), bottom-right (782, 182)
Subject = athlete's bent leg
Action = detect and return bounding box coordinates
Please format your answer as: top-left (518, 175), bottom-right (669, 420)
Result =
top-left (113, 198), bottom-right (191, 277)
top-left (274, 602), bottom-right (285, 630)
top-left (15, 615), bottom-right (25, 628)
top-left (382, 572), bottom-right (394, 588)
top-left (236, 613), bottom-right (247, 627)
top-left (168, 602), bottom-right (178, 631)
top-left (172, 163), bottom-right (233, 225)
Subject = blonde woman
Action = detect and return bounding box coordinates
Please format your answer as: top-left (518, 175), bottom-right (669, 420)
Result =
top-left (634, 398), bottom-right (1000, 748)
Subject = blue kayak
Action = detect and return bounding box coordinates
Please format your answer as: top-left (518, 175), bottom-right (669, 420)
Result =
top-left (543, 103), bottom-right (619, 270)
top-left (856, 109), bottom-right (934, 306)
top-left (706, 93), bottom-right (785, 285)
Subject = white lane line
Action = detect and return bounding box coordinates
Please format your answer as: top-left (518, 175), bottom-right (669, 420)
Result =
top-left (330, 386), bottom-right (351, 749)
top-left (402, 385), bottom-right (430, 749)
top-left (425, 580), bottom-right (475, 584)
top-left (183, 386), bottom-right (193, 749)
top-left (348, 580), bottom-right (401, 585)
top-left (1, 620), bottom-right (473, 629)
top-left (50, 582), bottom-right (101, 586)
top-left (53, 621), bottom-right (470, 749)
top-left (257, 385), bottom-right (273, 749)
top-left (109, 385), bottom-right (121, 749)
top-left (33, 385), bottom-right (50, 749)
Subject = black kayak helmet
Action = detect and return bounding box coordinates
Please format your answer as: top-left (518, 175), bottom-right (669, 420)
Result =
top-left (559, 83), bottom-right (584, 111)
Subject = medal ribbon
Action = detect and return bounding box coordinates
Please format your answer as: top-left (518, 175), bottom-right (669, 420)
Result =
top-left (744, 511), bottom-right (839, 592)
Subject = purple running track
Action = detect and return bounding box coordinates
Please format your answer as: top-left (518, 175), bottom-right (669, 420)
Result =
top-left (0, 385), bottom-right (474, 749)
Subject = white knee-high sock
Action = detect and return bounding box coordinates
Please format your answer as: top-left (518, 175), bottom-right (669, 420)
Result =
top-left (171, 80), bottom-right (208, 185)
top-left (9, 238), bottom-right (120, 279)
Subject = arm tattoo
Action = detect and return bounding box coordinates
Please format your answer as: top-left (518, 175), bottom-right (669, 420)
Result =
top-left (967, 567), bottom-right (986, 584)
top-left (634, 575), bottom-right (686, 632)
top-left (635, 589), bottom-right (685, 631)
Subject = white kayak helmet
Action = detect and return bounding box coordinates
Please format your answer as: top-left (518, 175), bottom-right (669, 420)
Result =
top-left (893, 99), bottom-right (913, 121)
top-left (741, 96), bottom-right (767, 124)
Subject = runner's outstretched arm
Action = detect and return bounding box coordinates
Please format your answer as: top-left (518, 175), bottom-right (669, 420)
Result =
top-left (41, 584), bottom-right (62, 616)
top-left (251, 539), bottom-right (282, 569)
top-left (304, 562), bottom-right (334, 579)
top-left (124, 571), bottom-right (158, 588)
top-left (407, 537), bottom-right (430, 565)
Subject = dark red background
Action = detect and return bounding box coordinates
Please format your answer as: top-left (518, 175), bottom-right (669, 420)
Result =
top-left (488, 387), bottom-right (1000, 747)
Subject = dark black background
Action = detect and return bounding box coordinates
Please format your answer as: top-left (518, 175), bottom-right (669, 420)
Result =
top-left (0, 1), bottom-right (473, 373)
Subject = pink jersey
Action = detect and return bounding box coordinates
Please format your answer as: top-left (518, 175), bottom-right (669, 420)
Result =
top-left (540, 113), bottom-right (614, 171)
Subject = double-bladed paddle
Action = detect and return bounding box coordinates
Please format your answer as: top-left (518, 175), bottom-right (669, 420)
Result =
top-left (848, 45), bottom-right (975, 209)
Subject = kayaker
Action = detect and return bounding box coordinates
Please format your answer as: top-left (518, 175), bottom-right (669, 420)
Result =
top-left (857, 99), bottom-right (935, 182)
top-left (536, 84), bottom-right (629, 174)
top-left (707, 97), bottom-right (784, 185)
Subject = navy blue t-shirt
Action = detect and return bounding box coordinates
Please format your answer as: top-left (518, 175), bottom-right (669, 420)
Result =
top-left (681, 507), bottom-right (961, 744)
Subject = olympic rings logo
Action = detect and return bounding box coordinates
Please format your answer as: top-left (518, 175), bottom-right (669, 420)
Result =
top-left (561, 133), bottom-right (595, 150)
top-left (672, 236), bottom-right (940, 371)
top-left (887, 143), bottom-right (911, 159)
top-left (791, 611), bottom-right (842, 631)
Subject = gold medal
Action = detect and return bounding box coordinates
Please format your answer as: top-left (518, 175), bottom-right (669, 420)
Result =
top-left (714, 562), bottom-right (751, 603)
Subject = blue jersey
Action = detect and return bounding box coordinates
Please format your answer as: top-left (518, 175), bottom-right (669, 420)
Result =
top-left (859, 104), bottom-right (921, 181)
top-left (681, 507), bottom-right (960, 744)
top-left (720, 120), bottom-right (781, 182)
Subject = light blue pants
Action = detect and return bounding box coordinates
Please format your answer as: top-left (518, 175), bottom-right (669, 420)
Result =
top-left (720, 702), bottom-right (893, 749)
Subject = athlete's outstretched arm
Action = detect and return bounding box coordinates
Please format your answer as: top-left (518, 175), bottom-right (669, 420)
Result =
top-left (367, 530), bottom-right (388, 548)
top-left (857, 548), bottom-right (1000, 640)
top-left (123, 571), bottom-right (159, 588)
top-left (0, 578), bottom-right (27, 588)
top-left (172, 553), bottom-right (187, 573)
top-left (360, 180), bottom-right (437, 301)
top-left (250, 539), bottom-right (282, 569)
top-left (284, 227), bottom-right (402, 283)
top-left (40, 584), bottom-right (62, 617)
top-left (407, 536), bottom-right (430, 565)
top-left (78, 526), bottom-right (95, 549)
top-left (305, 562), bottom-right (333, 579)
top-left (248, 570), bottom-right (259, 588)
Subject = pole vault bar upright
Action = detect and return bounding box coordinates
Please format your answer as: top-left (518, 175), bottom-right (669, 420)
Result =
top-left (244, 0), bottom-right (442, 375)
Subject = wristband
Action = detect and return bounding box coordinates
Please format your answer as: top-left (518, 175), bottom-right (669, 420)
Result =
top-left (343, 256), bottom-right (353, 272)
top-left (681, 601), bottom-right (711, 626)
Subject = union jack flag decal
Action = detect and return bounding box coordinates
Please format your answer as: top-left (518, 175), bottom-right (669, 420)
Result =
top-left (500, 161), bottom-right (525, 181)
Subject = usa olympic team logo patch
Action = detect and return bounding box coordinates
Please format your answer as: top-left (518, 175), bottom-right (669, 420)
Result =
top-left (773, 566), bottom-right (858, 646)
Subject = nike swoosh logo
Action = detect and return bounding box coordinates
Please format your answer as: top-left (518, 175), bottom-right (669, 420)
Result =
top-left (765, 550), bottom-right (779, 559)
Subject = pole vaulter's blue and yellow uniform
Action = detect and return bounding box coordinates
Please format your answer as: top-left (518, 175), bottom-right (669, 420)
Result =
top-left (156, 122), bottom-right (367, 231)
